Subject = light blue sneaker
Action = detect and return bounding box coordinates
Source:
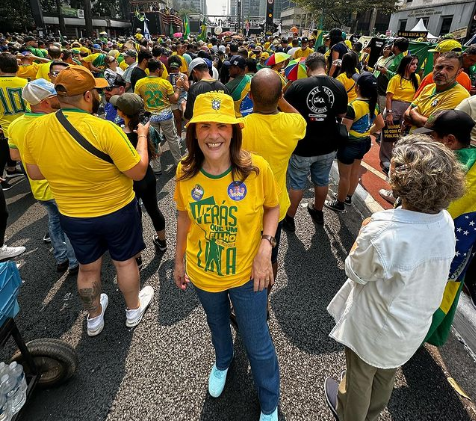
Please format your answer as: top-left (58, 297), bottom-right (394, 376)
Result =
top-left (259, 407), bottom-right (278, 421)
top-left (208, 364), bottom-right (228, 398)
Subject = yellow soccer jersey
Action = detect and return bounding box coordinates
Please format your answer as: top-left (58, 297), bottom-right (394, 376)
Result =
top-left (134, 76), bottom-right (174, 114)
top-left (387, 74), bottom-right (420, 103)
top-left (241, 113), bottom-right (306, 221)
top-left (8, 113), bottom-right (53, 201)
top-left (174, 154), bottom-right (279, 292)
top-left (35, 61), bottom-right (53, 82)
top-left (410, 83), bottom-right (470, 131)
top-left (23, 109), bottom-right (139, 217)
top-left (0, 76), bottom-right (28, 138)
top-left (172, 53), bottom-right (188, 73)
top-left (17, 63), bottom-right (39, 80)
top-left (336, 73), bottom-right (357, 103)
top-left (294, 47), bottom-right (314, 59)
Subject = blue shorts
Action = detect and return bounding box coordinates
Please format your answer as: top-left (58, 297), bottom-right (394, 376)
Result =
top-left (337, 138), bottom-right (371, 165)
top-left (287, 152), bottom-right (336, 190)
top-left (59, 199), bottom-right (145, 265)
top-left (271, 221), bottom-right (283, 264)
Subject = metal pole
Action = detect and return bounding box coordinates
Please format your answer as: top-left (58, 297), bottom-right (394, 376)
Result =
top-left (237, 0), bottom-right (241, 33)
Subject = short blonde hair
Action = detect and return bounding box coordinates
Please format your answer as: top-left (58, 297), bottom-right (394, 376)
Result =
top-left (390, 134), bottom-right (465, 214)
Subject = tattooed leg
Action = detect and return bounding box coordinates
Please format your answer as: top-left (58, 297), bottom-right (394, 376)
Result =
top-left (77, 257), bottom-right (103, 318)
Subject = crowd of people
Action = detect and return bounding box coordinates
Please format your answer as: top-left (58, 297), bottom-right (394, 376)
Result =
top-left (0, 27), bottom-right (476, 421)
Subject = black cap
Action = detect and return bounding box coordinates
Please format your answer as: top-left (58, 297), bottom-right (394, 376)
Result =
top-left (357, 72), bottom-right (377, 90)
top-left (223, 55), bottom-right (246, 69)
top-left (301, 37), bottom-right (309, 43)
top-left (413, 110), bottom-right (475, 144)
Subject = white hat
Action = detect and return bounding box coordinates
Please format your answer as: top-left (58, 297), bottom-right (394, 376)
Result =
top-left (188, 58), bottom-right (207, 76)
top-left (22, 79), bottom-right (56, 105)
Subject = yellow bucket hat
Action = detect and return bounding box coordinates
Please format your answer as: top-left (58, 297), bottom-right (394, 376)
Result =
top-left (187, 92), bottom-right (244, 128)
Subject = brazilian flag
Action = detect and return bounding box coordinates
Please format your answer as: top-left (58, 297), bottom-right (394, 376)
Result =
top-left (183, 15), bottom-right (190, 39)
top-left (197, 24), bottom-right (207, 41)
top-left (425, 147), bottom-right (476, 346)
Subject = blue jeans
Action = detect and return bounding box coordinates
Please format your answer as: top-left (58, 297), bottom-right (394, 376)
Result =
top-left (40, 200), bottom-right (78, 269)
top-left (194, 280), bottom-right (280, 414)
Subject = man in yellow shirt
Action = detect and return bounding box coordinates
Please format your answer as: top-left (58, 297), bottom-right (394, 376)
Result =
top-left (134, 59), bottom-right (183, 171)
top-left (8, 79), bottom-right (78, 274)
top-left (22, 66), bottom-right (154, 337)
top-left (241, 69), bottom-right (306, 295)
top-left (35, 45), bottom-right (63, 81)
top-left (404, 52), bottom-right (470, 131)
top-left (0, 54), bottom-right (28, 189)
top-left (294, 37), bottom-right (314, 59)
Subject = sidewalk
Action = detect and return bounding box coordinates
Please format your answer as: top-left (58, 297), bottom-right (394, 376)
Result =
top-left (329, 138), bottom-right (476, 360)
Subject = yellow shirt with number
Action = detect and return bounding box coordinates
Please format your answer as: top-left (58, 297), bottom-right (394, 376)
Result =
top-left (174, 154), bottom-right (279, 292)
top-left (17, 63), bottom-right (39, 80)
top-left (23, 109), bottom-right (139, 217)
top-left (8, 113), bottom-right (53, 201)
top-left (241, 113), bottom-right (306, 221)
top-left (134, 76), bottom-right (174, 114)
top-left (410, 83), bottom-right (470, 130)
top-left (386, 74), bottom-right (420, 103)
top-left (0, 76), bottom-right (28, 138)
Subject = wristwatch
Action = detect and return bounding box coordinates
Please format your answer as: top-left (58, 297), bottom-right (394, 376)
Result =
top-left (261, 234), bottom-right (277, 248)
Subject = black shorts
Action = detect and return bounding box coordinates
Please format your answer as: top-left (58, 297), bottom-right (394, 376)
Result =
top-left (337, 137), bottom-right (372, 165)
top-left (59, 199), bottom-right (145, 265)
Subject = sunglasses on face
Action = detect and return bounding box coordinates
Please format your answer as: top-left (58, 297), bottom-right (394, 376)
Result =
top-left (95, 88), bottom-right (104, 94)
top-left (105, 85), bottom-right (120, 91)
top-left (50, 71), bottom-right (61, 76)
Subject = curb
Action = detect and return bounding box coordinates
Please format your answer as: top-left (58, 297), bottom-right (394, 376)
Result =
top-left (329, 161), bottom-right (476, 359)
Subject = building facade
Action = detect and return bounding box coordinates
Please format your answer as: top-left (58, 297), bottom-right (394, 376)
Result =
top-left (388, 0), bottom-right (476, 37)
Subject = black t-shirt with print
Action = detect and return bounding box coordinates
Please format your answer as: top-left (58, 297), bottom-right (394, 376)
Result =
top-left (284, 75), bottom-right (348, 157)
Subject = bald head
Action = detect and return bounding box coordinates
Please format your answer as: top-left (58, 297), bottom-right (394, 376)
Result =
top-left (251, 69), bottom-right (282, 109)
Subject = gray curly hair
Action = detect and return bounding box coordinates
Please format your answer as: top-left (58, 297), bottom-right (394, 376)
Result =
top-left (390, 134), bottom-right (465, 214)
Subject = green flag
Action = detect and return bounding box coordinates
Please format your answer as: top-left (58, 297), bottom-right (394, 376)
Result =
top-left (183, 15), bottom-right (190, 39)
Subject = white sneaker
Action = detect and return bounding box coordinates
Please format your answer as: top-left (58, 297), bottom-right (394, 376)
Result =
top-left (379, 188), bottom-right (396, 204)
top-left (0, 245), bottom-right (25, 260)
top-left (126, 286), bottom-right (154, 328)
top-left (87, 293), bottom-right (108, 337)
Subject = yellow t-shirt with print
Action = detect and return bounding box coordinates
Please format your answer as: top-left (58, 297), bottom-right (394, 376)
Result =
top-left (336, 73), bottom-right (357, 103)
top-left (241, 113), bottom-right (306, 221)
top-left (174, 154), bottom-right (279, 292)
top-left (17, 63), bottom-right (39, 80)
top-left (410, 83), bottom-right (470, 131)
top-left (23, 109), bottom-right (139, 217)
top-left (8, 113), bottom-right (53, 202)
top-left (134, 76), bottom-right (174, 114)
top-left (347, 99), bottom-right (379, 140)
top-left (386, 74), bottom-right (420, 103)
top-left (35, 61), bottom-right (53, 82)
top-left (0, 76), bottom-right (28, 138)
top-left (294, 47), bottom-right (314, 59)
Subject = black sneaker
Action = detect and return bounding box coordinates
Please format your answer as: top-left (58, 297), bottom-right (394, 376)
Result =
top-left (153, 235), bottom-right (167, 252)
top-left (282, 215), bottom-right (296, 232)
top-left (307, 203), bottom-right (324, 225)
top-left (324, 199), bottom-right (345, 213)
top-left (5, 168), bottom-right (24, 178)
top-left (56, 260), bottom-right (69, 273)
top-left (43, 233), bottom-right (51, 243)
top-left (324, 377), bottom-right (340, 420)
top-left (68, 265), bottom-right (79, 276)
top-left (333, 193), bottom-right (352, 206)
top-left (1, 181), bottom-right (12, 191)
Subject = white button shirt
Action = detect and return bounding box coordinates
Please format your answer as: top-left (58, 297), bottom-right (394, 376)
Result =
top-left (328, 208), bottom-right (456, 369)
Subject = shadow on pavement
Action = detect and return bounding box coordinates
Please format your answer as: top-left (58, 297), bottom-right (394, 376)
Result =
top-left (388, 346), bottom-right (472, 421)
top-left (272, 212), bottom-right (354, 355)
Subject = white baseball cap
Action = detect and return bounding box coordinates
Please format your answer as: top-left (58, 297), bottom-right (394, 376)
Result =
top-left (22, 79), bottom-right (56, 105)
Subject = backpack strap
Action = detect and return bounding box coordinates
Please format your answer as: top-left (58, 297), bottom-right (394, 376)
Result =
top-left (55, 110), bottom-right (113, 164)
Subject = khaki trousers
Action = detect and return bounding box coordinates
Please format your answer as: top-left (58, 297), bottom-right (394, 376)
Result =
top-left (337, 347), bottom-right (397, 421)
top-left (151, 118), bottom-right (182, 171)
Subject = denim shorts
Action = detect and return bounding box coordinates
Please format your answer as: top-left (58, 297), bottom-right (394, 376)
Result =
top-left (59, 199), bottom-right (145, 265)
top-left (287, 151), bottom-right (336, 190)
top-left (337, 138), bottom-right (371, 165)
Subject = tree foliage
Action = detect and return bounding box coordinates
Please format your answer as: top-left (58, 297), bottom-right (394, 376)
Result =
top-left (0, 0), bottom-right (35, 31)
top-left (294, 0), bottom-right (398, 29)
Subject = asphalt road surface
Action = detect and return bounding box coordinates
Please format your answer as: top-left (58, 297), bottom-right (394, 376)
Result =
top-left (2, 150), bottom-right (476, 421)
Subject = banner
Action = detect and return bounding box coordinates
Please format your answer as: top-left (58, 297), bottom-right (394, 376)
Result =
top-left (397, 31), bottom-right (428, 39)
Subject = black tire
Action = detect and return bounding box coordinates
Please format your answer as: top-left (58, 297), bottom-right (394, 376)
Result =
top-left (11, 338), bottom-right (79, 388)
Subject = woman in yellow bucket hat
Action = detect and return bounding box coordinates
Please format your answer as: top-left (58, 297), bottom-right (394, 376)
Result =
top-left (173, 92), bottom-right (280, 421)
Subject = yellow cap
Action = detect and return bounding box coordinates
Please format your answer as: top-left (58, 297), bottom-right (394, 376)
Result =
top-left (428, 39), bottom-right (462, 53)
top-left (187, 92), bottom-right (243, 128)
